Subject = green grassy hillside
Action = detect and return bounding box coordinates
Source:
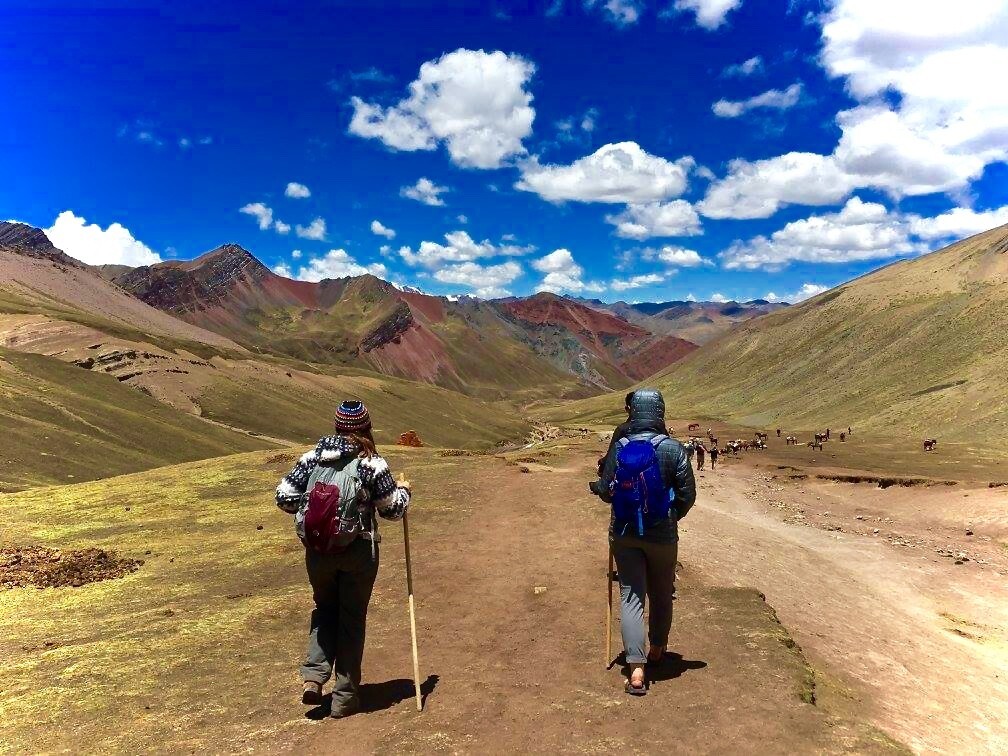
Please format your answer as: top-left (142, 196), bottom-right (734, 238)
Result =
top-left (0, 348), bottom-right (267, 491)
top-left (553, 225), bottom-right (1008, 444)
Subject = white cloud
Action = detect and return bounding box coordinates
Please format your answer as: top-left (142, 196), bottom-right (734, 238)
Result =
top-left (645, 245), bottom-right (711, 267)
top-left (281, 248), bottom-right (387, 282)
top-left (581, 108), bottom-right (598, 132)
top-left (532, 248), bottom-right (605, 293)
top-left (699, 152), bottom-right (854, 219)
top-left (433, 260), bottom-right (523, 298)
top-left (709, 292), bottom-right (730, 303)
top-left (516, 142), bottom-right (694, 204)
top-left (349, 49), bottom-right (536, 169)
top-left (239, 202), bottom-right (273, 230)
top-left (45, 210), bottom-right (162, 266)
top-left (399, 230), bottom-right (534, 268)
top-left (712, 83), bottom-right (802, 118)
top-left (723, 55), bottom-right (763, 77)
top-left (591, 0), bottom-right (642, 26)
top-left (401, 177), bottom-right (449, 206)
top-left (370, 220), bottom-right (396, 239)
top-left (669, 0), bottom-right (742, 29)
top-left (285, 182), bottom-right (311, 199)
top-left (611, 273), bottom-right (666, 291)
top-left (295, 217), bottom-right (327, 241)
top-left (685, 293), bottom-right (697, 302)
top-left (702, 2), bottom-right (1008, 218)
top-left (908, 205), bottom-right (1008, 240)
top-left (178, 137), bottom-right (191, 149)
top-left (767, 283), bottom-right (830, 303)
top-left (291, 249), bottom-right (302, 259)
top-left (274, 221), bottom-right (291, 235)
top-left (456, 214), bottom-right (468, 224)
top-left (719, 197), bottom-right (922, 270)
top-left (606, 200), bottom-right (702, 239)
top-left (198, 136), bottom-right (212, 146)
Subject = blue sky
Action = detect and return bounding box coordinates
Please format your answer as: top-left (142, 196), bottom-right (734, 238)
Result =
top-left (2, 0), bottom-right (1007, 303)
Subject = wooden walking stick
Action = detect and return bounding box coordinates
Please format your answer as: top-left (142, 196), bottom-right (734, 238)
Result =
top-left (402, 501), bottom-right (423, 712)
top-left (605, 548), bottom-right (614, 665)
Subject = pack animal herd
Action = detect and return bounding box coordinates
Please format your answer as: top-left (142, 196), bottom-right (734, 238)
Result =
top-left (676, 423), bottom-right (939, 459)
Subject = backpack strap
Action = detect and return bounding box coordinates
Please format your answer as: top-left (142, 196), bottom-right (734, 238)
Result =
top-left (616, 437), bottom-right (631, 449)
top-left (649, 434), bottom-right (668, 448)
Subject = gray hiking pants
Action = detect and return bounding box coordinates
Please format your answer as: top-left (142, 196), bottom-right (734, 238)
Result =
top-left (301, 539), bottom-right (379, 713)
top-left (612, 535), bottom-right (678, 666)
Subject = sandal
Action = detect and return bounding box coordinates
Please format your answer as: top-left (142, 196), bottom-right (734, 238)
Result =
top-left (625, 667), bottom-right (647, 696)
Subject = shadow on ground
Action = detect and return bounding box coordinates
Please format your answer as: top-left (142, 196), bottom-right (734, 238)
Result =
top-left (306, 674), bottom-right (440, 720)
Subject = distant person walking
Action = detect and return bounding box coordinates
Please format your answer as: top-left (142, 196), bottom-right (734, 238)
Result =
top-left (709, 444), bottom-right (719, 470)
top-left (695, 442), bottom-right (706, 471)
top-left (590, 389), bottom-right (696, 695)
top-left (275, 400), bottom-right (412, 718)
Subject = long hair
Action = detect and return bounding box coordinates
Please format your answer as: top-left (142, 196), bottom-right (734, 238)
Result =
top-left (345, 429), bottom-right (377, 459)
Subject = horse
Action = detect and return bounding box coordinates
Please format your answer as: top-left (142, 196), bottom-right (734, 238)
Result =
top-left (688, 423), bottom-right (700, 432)
top-left (808, 439), bottom-right (823, 451)
top-left (839, 432), bottom-right (846, 442)
top-left (786, 435), bottom-right (798, 445)
top-left (923, 438), bottom-right (937, 451)
top-left (814, 432), bottom-right (827, 444)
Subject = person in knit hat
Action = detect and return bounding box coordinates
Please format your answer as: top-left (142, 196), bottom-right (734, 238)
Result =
top-left (275, 399), bottom-right (412, 718)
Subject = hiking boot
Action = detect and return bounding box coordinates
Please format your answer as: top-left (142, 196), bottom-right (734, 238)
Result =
top-left (330, 701), bottom-right (360, 719)
top-left (302, 681), bottom-right (324, 705)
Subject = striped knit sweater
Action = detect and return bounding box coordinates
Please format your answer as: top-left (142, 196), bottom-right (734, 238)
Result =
top-left (275, 436), bottom-right (410, 540)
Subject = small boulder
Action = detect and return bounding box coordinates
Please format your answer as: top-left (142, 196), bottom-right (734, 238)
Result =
top-left (398, 430), bottom-right (423, 447)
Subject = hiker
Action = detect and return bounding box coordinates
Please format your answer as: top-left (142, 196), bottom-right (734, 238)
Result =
top-left (709, 444), bottom-right (719, 470)
top-left (275, 400), bottom-right (412, 718)
top-left (589, 389), bottom-right (696, 696)
top-left (695, 442), bottom-right (706, 471)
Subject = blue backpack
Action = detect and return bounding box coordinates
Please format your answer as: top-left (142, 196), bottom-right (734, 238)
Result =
top-left (610, 434), bottom-right (674, 536)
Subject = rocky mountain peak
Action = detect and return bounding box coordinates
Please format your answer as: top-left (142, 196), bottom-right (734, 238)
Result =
top-left (0, 221), bottom-right (79, 266)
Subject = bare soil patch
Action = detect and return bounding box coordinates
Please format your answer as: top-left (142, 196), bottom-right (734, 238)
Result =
top-left (1, 546), bottom-right (142, 589)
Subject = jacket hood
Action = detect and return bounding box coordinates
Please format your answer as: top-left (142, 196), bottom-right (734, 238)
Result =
top-left (628, 388), bottom-right (665, 424)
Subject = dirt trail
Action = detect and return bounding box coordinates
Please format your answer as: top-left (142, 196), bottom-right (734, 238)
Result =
top-left (284, 441), bottom-right (893, 755)
top-left (683, 462), bottom-right (1008, 755)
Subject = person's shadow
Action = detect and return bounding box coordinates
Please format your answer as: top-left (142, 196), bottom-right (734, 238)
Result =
top-left (305, 674), bottom-right (439, 720)
top-left (616, 652), bottom-right (707, 686)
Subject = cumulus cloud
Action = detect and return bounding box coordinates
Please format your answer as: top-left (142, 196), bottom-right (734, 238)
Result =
top-left (584, 0), bottom-right (642, 26)
top-left (766, 283), bottom-right (830, 303)
top-left (349, 49), bottom-right (536, 169)
top-left (606, 200), bottom-right (702, 239)
top-left (45, 210), bottom-right (162, 266)
top-left (370, 220), bottom-right (396, 239)
top-left (291, 249), bottom-right (302, 259)
top-left (702, 2), bottom-right (1008, 218)
top-left (285, 182), bottom-right (311, 199)
top-left (277, 248), bottom-right (387, 282)
top-left (908, 205), bottom-right (1008, 240)
top-left (719, 197), bottom-right (923, 270)
top-left (709, 292), bottom-right (730, 303)
top-left (433, 260), bottom-right (523, 299)
top-left (532, 248), bottom-right (605, 293)
top-left (516, 142), bottom-right (694, 204)
top-left (239, 202), bottom-right (274, 230)
top-left (400, 177), bottom-right (449, 206)
top-left (712, 83), bottom-right (802, 118)
top-left (668, 0), bottom-right (742, 29)
top-left (399, 230), bottom-right (534, 268)
top-left (274, 221), bottom-right (291, 235)
top-left (644, 245), bottom-right (711, 267)
top-left (610, 272), bottom-right (666, 291)
top-left (699, 152), bottom-right (854, 219)
top-left (723, 55), bottom-right (763, 77)
top-left (295, 218), bottom-right (327, 241)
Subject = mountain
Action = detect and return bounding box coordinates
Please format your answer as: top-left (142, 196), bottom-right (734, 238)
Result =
top-left (562, 224), bottom-right (1008, 443)
top-left (0, 221), bottom-right (244, 352)
top-left (572, 295), bottom-right (789, 344)
top-left (114, 246), bottom-right (699, 395)
top-left (497, 291), bottom-right (699, 386)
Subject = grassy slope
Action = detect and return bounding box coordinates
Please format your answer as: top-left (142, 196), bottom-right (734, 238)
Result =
top-left (0, 348), bottom-right (267, 491)
top-left (552, 226), bottom-right (1008, 444)
top-left (196, 364), bottom-right (530, 449)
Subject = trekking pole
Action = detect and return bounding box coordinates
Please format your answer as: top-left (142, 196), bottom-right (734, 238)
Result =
top-left (402, 510), bottom-right (423, 712)
top-left (605, 548), bottom-right (614, 665)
